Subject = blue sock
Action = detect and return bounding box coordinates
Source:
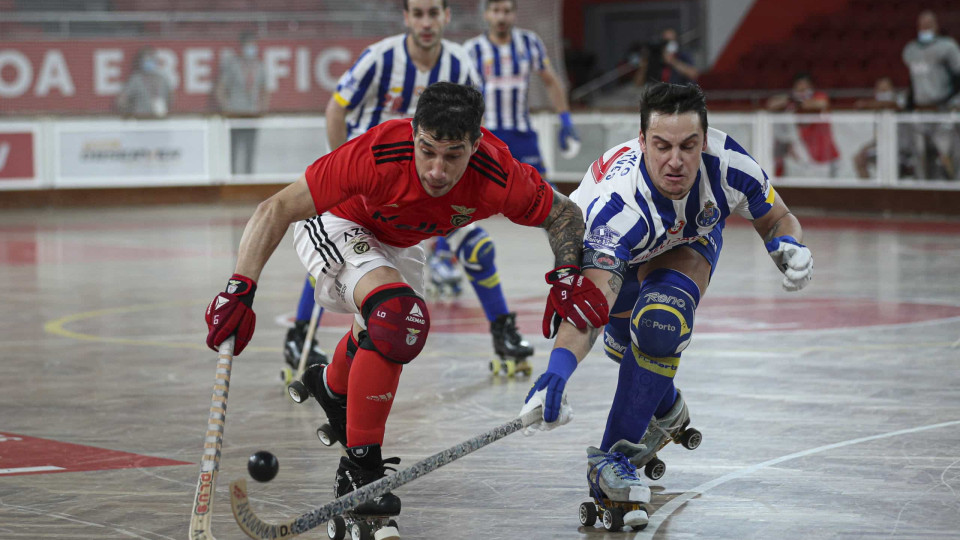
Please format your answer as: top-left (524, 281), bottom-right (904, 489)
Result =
top-left (456, 229), bottom-right (508, 322)
top-left (600, 345), bottom-right (677, 451)
top-left (655, 384), bottom-right (678, 417)
top-left (296, 275), bottom-right (320, 323)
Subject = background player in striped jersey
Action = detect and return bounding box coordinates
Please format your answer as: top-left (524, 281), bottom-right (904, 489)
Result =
top-left (285, 0), bottom-right (536, 379)
top-left (520, 83), bottom-right (813, 528)
top-left (205, 82), bottom-right (609, 535)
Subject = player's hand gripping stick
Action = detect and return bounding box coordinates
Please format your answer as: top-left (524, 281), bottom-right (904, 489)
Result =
top-left (542, 265), bottom-right (609, 338)
top-left (205, 274), bottom-right (257, 355)
top-left (765, 236), bottom-right (813, 292)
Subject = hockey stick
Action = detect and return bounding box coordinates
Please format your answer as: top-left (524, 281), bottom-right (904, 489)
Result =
top-left (230, 406), bottom-right (544, 539)
top-left (189, 337), bottom-right (235, 540)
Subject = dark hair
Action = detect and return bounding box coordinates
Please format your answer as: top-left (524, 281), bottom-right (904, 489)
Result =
top-left (412, 82), bottom-right (484, 142)
top-left (485, 0), bottom-right (515, 8)
top-left (639, 82), bottom-right (708, 135)
top-left (402, 0), bottom-right (448, 9)
top-left (792, 71), bottom-right (813, 84)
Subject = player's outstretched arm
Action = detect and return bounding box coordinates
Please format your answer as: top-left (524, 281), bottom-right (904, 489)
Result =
top-left (752, 194), bottom-right (813, 292)
top-left (204, 176), bottom-right (318, 355)
top-left (538, 190), bottom-right (585, 268)
top-left (325, 97), bottom-right (349, 151)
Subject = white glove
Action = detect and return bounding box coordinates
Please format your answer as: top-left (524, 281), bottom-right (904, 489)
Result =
top-left (519, 386), bottom-right (573, 436)
top-left (765, 235), bottom-right (813, 292)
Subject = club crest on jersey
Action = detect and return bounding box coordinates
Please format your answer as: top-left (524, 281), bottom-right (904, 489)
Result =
top-left (406, 328), bottom-right (421, 346)
top-left (696, 201), bottom-right (720, 228)
top-left (450, 205), bottom-right (476, 227)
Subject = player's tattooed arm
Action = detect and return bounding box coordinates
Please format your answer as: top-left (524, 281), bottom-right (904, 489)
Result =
top-left (539, 191), bottom-right (585, 268)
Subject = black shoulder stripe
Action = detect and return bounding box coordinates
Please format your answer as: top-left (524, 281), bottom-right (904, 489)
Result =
top-left (472, 150), bottom-right (507, 180)
top-left (372, 141), bottom-right (414, 151)
top-left (469, 162), bottom-right (507, 188)
top-left (373, 148), bottom-right (414, 158)
top-left (376, 156), bottom-right (413, 165)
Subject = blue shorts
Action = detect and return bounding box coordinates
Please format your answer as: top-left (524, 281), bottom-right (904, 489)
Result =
top-left (602, 225), bottom-right (724, 362)
top-left (491, 129), bottom-right (545, 175)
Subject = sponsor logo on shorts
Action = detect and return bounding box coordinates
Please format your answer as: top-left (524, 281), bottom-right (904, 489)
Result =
top-left (353, 241), bottom-right (370, 254)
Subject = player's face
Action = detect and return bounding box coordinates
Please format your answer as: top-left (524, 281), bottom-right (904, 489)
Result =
top-left (404, 0), bottom-right (450, 50)
top-left (413, 128), bottom-right (481, 197)
top-left (484, 1), bottom-right (516, 38)
top-left (639, 111), bottom-right (706, 200)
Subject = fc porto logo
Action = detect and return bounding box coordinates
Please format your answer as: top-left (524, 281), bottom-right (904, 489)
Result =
top-left (696, 201), bottom-right (720, 228)
top-left (450, 205), bottom-right (476, 227)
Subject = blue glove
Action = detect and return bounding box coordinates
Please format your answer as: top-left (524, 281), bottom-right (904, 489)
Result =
top-left (522, 348), bottom-right (578, 425)
top-left (557, 112), bottom-right (581, 159)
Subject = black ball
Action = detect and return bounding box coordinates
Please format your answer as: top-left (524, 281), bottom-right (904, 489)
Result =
top-left (247, 450), bottom-right (279, 482)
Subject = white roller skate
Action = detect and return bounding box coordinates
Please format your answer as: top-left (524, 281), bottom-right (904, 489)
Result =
top-left (580, 444), bottom-right (649, 532)
top-left (488, 312), bottom-right (534, 377)
top-left (426, 251), bottom-right (463, 299)
top-left (280, 319), bottom-right (329, 386)
top-left (621, 390), bottom-right (703, 480)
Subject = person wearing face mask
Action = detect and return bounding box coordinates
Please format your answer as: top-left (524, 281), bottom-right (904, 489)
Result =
top-left (902, 10), bottom-right (960, 180)
top-left (116, 47), bottom-right (173, 118)
top-left (215, 32), bottom-right (269, 175)
top-left (631, 28), bottom-right (699, 90)
top-left (853, 78), bottom-right (904, 179)
top-left (766, 73), bottom-right (839, 177)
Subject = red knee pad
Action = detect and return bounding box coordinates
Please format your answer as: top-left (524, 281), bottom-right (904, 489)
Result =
top-left (360, 283), bottom-right (430, 364)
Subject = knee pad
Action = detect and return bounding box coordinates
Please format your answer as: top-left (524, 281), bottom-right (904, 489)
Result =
top-left (602, 320), bottom-right (630, 363)
top-left (360, 283), bottom-right (430, 364)
top-left (456, 227), bottom-right (498, 284)
top-left (630, 268), bottom-right (700, 360)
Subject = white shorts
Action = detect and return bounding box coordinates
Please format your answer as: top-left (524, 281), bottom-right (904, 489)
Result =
top-left (293, 213), bottom-right (426, 328)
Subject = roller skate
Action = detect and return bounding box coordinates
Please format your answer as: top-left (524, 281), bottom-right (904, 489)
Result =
top-left (285, 363), bottom-right (347, 447)
top-left (426, 251), bottom-right (463, 299)
top-left (622, 390), bottom-right (703, 480)
top-left (488, 312), bottom-right (534, 377)
top-left (326, 444), bottom-right (402, 540)
top-left (579, 443), bottom-right (649, 532)
top-left (280, 320), bottom-right (329, 386)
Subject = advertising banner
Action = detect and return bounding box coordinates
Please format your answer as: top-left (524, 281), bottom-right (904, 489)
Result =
top-left (0, 131), bottom-right (36, 181)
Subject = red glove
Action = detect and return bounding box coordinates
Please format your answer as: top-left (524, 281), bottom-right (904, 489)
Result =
top-left (542, 265), bottom-right (609, 338)
top-left (205, 274), bottom-right (257, 355)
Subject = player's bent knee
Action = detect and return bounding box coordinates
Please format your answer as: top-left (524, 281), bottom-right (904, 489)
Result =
top-left (456, 227), bottom-right (496, 277)
top-left (602, 320), bottom-right (630, 363)
top-left (360, 283), bottom-right (430, 364)
top-left (630, 268), bottom-right (701, 359)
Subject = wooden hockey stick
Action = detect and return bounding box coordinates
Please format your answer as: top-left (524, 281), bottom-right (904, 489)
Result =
top-left (189, 337), bottom-right (235, 540)
top-left (230, 406), bottom-right (543, 539)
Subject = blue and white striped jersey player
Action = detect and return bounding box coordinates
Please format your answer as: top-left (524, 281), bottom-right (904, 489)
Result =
top-left (285, 0), bottom-right (534, 377)
top-left (521, 83), bottom-right (814, 528)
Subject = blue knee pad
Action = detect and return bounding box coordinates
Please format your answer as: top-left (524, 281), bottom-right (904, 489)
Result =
top-left (602, 319), bottom-right (630, 363)
top-left (630, 268), bottom-right (700, 364)
top-left (456, 227), bottom-right (497, 283)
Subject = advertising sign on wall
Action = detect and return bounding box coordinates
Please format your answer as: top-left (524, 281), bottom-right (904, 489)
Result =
top-left (0, 131), bottom-right (35, 181)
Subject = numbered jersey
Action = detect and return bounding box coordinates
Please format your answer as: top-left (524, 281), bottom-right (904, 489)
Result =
top-left (332, 34), bottom-right (481, 140)
top-left (463, 28), bottom-right (549, 133)
top-left (570, 128), bottom-right (775, 266)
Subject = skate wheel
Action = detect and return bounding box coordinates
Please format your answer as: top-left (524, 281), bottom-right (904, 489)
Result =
top-left (602, 507), bottom-right (624, 531)
top-left (516, 361), bottom-right (532, 377)
top-left (279, 366), bottom-right (294, 385)
top-left (503, 359), bottom-right (517, 377)
top-left (489, 358), bottom-right (502, 375)
top-left (680, 428), bottom-right (702, 450)
top-left (644, 457), bottom-right (666, 481)
top-left (578, 501), bottom-right (597, 527)
top-left (351, 521), bottom-right (373, 540)
top-left (316, 424), bottom-right (335, 447)
top-left (373, 524), bottom-right (400, 540)
top-left (326, 516), bottom-right (346, 540)
top-left (287, 381), bottom-right (309, 403)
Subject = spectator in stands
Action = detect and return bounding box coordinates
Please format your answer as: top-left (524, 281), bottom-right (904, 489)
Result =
top-left (853, 77), bottom-right (904, 179)
top-left (631, 28), bottom-right (699, 88)
top-left (901, 10), bottom-right (960, 179)
top-left (216, 32), bottom-right (269, 175)
top-left (766, 72), bottom-right (839, 177)
top-left (116, 46), bottom-right (172, 119)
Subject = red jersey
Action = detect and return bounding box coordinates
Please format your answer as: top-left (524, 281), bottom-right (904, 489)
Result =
top-left (303, 119), bottom-right (554, 248)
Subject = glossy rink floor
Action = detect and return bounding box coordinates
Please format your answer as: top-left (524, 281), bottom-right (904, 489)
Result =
top-left (1, 204), bottom-right (959, 540)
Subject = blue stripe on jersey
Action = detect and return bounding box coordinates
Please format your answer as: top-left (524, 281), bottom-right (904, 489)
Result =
top-left (681, 173), bottom-right (702, 238)
top-left (490, 43), bottom-right (504, 129)
top-left (368, 48), bottom-right (395, 131)
top-left (727, 166), bottom-right (769, 216)
top-left (701, 154), bottom-right (731, 220)
top-left (533, 36), bottom-right (546, 70)
top-left (653, 196), bottom-right (677, 240)
top-left (344, 59), bottom-right (377, 109)
top-left (347, 103), bottom-right (365, 138)
top-left (509, 38), bottom-right (520, 129)
top-left (399, 45), bottom-right (417, 112)
top-left (471, 42), bottom-right (485, 84)
top-left (632, 188), bottom-right (657, 253)
top-left (450, 53), bottom-right (461, 84)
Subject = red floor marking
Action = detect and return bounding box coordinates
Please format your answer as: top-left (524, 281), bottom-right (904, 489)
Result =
top-left (0, 432), bottom-right (190, 477)
top-left (310, 296), bottom-right (960, 335)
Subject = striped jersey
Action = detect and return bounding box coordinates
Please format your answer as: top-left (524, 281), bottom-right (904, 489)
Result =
top-left (463, 28), bottom-right (550, 133)
top-left (570, 127), bottom-right (775, 266)
top-left (303, 119), bottom-right (553, 248)
top-left (332, 34), bottom-right (481, 140)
